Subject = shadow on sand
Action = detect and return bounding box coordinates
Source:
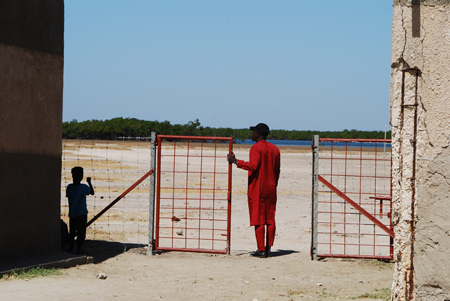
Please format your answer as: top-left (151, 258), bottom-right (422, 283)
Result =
top-left (1, 244), bottom-right (299, 276)
top-left (270, 249), bottom-right (299, 257)
top-left (73, 239), bottom-right (148, 264)
top-left (235, 249), bottom-right (300, 257)
top-left (0, 240), bottom-right (147, 276)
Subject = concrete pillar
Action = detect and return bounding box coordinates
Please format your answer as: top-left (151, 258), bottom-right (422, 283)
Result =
top-left (390, 0), bottom-right (450, 299)
top-left (0, 1), bottom-right (64, 259)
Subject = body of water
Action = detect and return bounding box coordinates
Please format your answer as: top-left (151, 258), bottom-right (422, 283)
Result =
top-left (237, 139), bottom-right (392, 148)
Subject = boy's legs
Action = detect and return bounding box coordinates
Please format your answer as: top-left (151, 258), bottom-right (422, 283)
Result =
top-left (75, 214), bottom-right (87, 252)
top-left (69, 215), bottom-right (87, 252)
top-left (68, 217), bottom-right (77, 250)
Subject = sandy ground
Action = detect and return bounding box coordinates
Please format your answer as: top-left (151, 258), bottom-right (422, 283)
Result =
top-left (0, 141), bottom-right (394, 300)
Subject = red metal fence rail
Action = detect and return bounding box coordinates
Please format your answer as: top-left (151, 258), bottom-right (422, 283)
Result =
top-left (154, 135), bottom-right (233, 254)
top-left (311, 137), bottom-right (393, 260)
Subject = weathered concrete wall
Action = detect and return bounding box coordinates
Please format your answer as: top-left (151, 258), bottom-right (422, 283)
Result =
top-left (390, 0), bottom-right (450, 299)
top-left (0, 1), bottom-right (64, 259)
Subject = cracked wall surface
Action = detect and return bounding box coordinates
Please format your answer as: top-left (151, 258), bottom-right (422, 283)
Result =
top-left (391, 0), bottom-right (450, 300)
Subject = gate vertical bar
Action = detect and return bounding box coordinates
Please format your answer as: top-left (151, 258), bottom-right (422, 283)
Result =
top-left (390, 148), bottom-right (394, 259)
top-left (154, 135), bottom-right (162, 250)
top-left (226, 139), bottom-right (233, 254)
top-left (311, 135), bottom-right (319, 260)
top-left (148, 132), bottom-right (157, 255)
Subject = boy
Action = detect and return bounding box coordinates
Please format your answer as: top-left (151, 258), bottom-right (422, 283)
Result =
top-left (66, 166), bottom-right (94, 254)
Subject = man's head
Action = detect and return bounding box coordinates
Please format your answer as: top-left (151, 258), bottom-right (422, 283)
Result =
top-left (250, 123), bottom-right (270, 141)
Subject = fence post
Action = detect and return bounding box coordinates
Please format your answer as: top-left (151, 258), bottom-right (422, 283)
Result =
top-left (148, 132), bottom-right (157, 255)
top-left (311, 135), bottom-right (319, 260)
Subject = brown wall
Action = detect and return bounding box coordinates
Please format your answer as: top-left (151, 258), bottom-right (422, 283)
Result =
top-left (0, 0), bottom-right (64, 259)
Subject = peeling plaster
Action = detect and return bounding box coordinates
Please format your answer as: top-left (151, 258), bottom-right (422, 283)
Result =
top-left (391, 1), bottom-right (450, 300)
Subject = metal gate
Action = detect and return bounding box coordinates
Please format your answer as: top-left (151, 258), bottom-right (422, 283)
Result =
top-left (154, 135), bottom-right (233, 254)
top-left (311, 136), bottom-right (394, 260)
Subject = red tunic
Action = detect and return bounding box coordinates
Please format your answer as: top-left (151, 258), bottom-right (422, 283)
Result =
top-left (237, 140), bottom-right (280, 226)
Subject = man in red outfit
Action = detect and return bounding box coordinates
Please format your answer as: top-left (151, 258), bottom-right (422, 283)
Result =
top-left (227, 123), bottom-right (281, 258)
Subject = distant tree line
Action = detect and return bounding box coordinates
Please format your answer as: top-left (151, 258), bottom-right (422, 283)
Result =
top-left (62, 118), bottom-right (391, 141)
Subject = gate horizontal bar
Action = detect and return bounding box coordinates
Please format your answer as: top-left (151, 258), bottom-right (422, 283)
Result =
top-left (317, 254), bottom-right (393, 260)
top-left (158, 135), bottom-right (233, 141)
top-left (155, 247), bottom-right (228, 254)
top-left (319, 138), bottom-right (391, 143)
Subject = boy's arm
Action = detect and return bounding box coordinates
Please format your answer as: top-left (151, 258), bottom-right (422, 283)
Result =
top-left (86, 177), bottom-right (95, 195)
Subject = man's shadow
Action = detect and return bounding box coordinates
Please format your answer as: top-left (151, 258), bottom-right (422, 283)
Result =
top-left (270, 249), bottom-right (299, 257)
top-left (235, 249), bottom-right (299, 257)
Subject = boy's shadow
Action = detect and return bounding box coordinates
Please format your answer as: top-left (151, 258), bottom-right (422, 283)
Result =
top-left (64, 240), bottom-right (147, 264)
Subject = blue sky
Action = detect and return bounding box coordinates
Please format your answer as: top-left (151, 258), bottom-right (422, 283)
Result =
top-left (63, 1), bottom-right (393, 131)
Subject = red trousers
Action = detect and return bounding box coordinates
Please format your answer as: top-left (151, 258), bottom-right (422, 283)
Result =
top-left (254, 223), bottom-right (276, 251)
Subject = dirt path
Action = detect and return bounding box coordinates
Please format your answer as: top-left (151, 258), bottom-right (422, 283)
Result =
top-left (1, 142), bottom-right (393, 300)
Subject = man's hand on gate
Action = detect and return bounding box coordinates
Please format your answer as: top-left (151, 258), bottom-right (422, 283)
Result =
top-left (227, 152), bottom-right (236, 164)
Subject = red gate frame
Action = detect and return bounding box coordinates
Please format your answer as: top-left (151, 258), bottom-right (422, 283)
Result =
top-left (154, 135), bottom-right (233, 254)
top-left (312, 137), bottom-right (394, 260)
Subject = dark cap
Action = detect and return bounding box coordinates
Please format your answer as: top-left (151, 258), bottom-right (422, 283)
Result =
top-left (250, 123), bottom-right (270, 136)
